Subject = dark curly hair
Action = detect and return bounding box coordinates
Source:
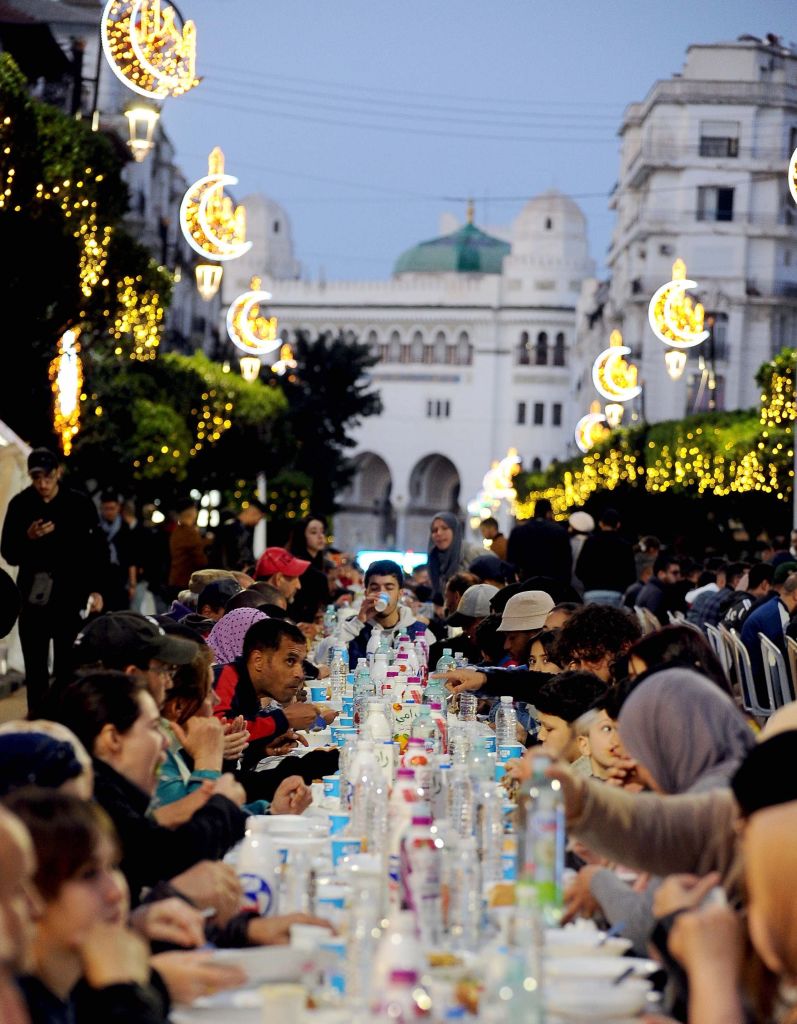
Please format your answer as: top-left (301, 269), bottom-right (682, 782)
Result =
top-left (555, 604), bottom-right (641, 672)
top-left (534, 671), bottom-right (609, 723)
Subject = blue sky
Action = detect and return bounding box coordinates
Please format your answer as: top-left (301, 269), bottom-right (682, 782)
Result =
top-left (162, 0), bottom-right (796, 280)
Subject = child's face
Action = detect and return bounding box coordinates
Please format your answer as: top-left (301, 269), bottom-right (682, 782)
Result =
top-left (578, 709), bottom-right (622, 777)
top-left (537, 712), bottom-right (579, 762)
top-left (528, 640), bottom-right (560, 674)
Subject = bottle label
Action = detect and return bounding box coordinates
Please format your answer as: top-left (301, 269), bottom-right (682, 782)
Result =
top-left (238, 871), bottom-right (273, 915)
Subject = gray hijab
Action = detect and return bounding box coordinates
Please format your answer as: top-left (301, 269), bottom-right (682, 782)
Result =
top-left (618, 666), bottom-right (755, 794)
top-left (427, 511), bottom-right (464, 595)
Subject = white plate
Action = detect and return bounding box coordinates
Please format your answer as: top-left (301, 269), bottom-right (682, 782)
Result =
top-left (204, 946), bottom-right (334, 991)
top-left (546, 978), bottom-right (650, 1019)
top-left (545, 956), bottom-right (659, 981)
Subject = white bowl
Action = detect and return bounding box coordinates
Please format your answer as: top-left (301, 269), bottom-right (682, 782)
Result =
top-left (546, 978), bottom-right (651, 1019)
top-left (545, 928), bottom-right (632, 957)
top-left (545, 955), bottom-right (660, 981)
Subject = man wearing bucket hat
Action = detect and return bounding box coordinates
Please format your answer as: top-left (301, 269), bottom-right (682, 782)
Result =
top-left (496, 590), bottom-right (555, 665)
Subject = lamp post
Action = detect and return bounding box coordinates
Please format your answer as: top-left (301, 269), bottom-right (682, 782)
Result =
top-left (239, 355), bottom-right (261, 382)
top-left (124, 104), bottom-right (160, 161)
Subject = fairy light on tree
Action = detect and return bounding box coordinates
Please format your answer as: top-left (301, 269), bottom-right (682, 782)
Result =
top-left (49, 328), bottom-right (83, 456)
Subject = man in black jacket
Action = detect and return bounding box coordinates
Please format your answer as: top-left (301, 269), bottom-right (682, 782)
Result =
top-left (574, 508), bottom-right (637, 606)
top-left (0, 448), bottom-right (108, 714)
top-left (507, 499), bottom-right (572, 586)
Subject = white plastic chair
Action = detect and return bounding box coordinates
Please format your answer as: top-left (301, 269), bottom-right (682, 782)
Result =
top-left (634, 606), bottom-right (661, 635)
top-left (728, 629), bottom-right (775, 719)
top-left (759, 633), bottom-right (795, 708)
top-left (706, 623), bottom-right (733, 686)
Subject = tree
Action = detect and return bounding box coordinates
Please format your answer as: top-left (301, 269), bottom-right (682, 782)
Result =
top-left (269, 330), bottom-right (382, 518)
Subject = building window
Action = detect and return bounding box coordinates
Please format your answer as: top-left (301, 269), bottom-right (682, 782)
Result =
top-left (410, 330), bottom-right (424, 363)
top-left (535, 332), bottom-right (548, 366)
top-left (544, 218), bottom-right (553, 230)
top-left (697, 186), bottom-right (734, 222)
top-left (518, 331), bottom-right (531, 365)
top-left (533, 402), bottom-right (544, 425)
top-left (687, 373), bottom-right (725, 413)
top-left (426, 399), bottom-right (451, 419)
top-left (553, 332), bottom-right (566, 366)
top-left (706, 312), bottom-right (729, 361)
top-left (457, 330), bottom-right (473, 365)
top-left (552, 403), bottom-right (562, 426)
top-left (399, 342), bottom-right (412, 364)
top-left (516, 402), bottom-right (526, 425)
top-left (698, 120), bottom-right (739, 158)
top-left (531, 457), bottom-right (542, 472)
top-left (433, 330), bottom-right (447, 364)
top-left (273, 220), bottom-right (281, 233)
top-left (387, 330), bottom-right (401, 363)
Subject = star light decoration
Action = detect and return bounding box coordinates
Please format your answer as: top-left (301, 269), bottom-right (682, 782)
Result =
top-left (49, 328), bottom-right (83, 456)
top-left (101, 0), bottom-right (199, 99)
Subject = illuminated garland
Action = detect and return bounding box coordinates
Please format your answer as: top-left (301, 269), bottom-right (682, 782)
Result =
top-left (188, 387), bottom-right (234, 456)
top-left (758, 350), bottom-right (796, 428)
top-left (110, 275), bottom-right (164, 360)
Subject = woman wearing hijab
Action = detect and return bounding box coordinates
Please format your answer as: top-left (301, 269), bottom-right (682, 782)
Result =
top-left (207, 608), bottom-right (266, 666)
top-left (565, 667), bottom-right (755, 954)
top-left (427, 511), bottom-right (481, 597)
top-left (285, 516), bottom-right (331, 626)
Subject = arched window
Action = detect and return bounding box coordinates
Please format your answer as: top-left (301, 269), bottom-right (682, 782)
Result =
top-left (410, 330), bottom-right (424, 363)
top-left (387, 330), bottom-right (401, 363)
top-left (518, 331), bottom-right (531, 365)
top-left (544, 218), bottom-right (553, 231)
top-left (553, 332), bottom-right (566, 366)
top-left (535, 331), bottom-right (548, 366)
top-left (457, 330), bottom-right (472, 365)
top-left (433, 330), bottom-right (447, 364)
top-left (531, 457), bottom-right (542, 472)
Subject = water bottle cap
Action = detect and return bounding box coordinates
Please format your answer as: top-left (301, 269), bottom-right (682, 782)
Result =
top-left (500, 695), bottom-right (513, 704)
top-left (397, 768), bottom-right (415, 778)
top-left (430, 703), bottom-right (442, 710)
top-left (386, 670), bottom-right (399, 677)
top-left (407, 737), bottom-right (425, 746)
top-left (389, 969), bottom-right (419, 984)
top-left (408, 675), bottom-right (420, 682)
top-left (396, 652), bottom-right (409, 660)
top-left (443, 648), bottom-right (452, 656)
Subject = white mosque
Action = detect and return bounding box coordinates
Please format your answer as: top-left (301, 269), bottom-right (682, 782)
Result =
top-left (235, 191), bottom-right (595, 551)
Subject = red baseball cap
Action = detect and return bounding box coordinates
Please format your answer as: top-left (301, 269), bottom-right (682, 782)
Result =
top-left (255, 547), bottom-right (310, 579)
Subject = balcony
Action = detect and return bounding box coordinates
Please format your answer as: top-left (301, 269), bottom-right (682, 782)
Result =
top-left (623, 140), bottom-right (794, 188)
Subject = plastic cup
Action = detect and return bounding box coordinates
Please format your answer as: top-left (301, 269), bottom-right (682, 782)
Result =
top-left (323, 775), bottom-right (341, 799)
top-left (328, 811), bottom-right (350, 835)
top-left (310, 684), bottom-right (328, 702)
top-left (494, 761), bottom-right (507, 782)
top-left (497, 742), bottom-right (523, 762)
top-left (338, 716), bottom-right (354, 729)
top-left (330, 836), bottom-right (362, 865)
top-left (342, 697), bottom-right (355, 716)
top-left (333, 726), bottom-right (356, 748)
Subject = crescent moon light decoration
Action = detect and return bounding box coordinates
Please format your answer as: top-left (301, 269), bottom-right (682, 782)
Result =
top-left (648, 258), bottom-right (709, 349)
top-left (179, 148), bottom-right (251, 262)
top-left (575, 401), bottom-right (610, 454)
top-left (789, 148), bottom-right (797, 207)
top-left (592, 329), bottom-right (641, 402)
top-left (226, 278), bottom-right (280, 356)
top-left (49, 328), bottom-right (83, 457)
top-left (101, 0), bottom-right (199, 99)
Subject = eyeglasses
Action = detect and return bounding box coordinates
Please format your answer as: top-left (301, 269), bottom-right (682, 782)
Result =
top-left (148, 662), bottom-right (178, 679)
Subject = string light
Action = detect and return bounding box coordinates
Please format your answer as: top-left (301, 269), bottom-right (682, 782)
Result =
top-left (226, 277), bottom-right (280, 355)
top-left (188, 388), bottom-right (235, 456)
top-left (110, 275), bottom-right (164, 359)
top-left (49, 328), bottom-right (83, 456)
top-left (101, 0), bottom-right (199, 99)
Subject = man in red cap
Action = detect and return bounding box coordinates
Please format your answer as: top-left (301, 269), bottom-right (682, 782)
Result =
top-left (254, 548), bottom-right (309, 606)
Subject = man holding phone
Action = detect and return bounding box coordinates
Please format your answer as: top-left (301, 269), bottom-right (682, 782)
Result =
top-left (1, 447), bottom-right (106, 714)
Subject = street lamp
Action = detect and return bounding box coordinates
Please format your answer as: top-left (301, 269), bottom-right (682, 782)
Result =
top-left (604, 402), bottom-right (624, 428)
top-left (195, 263), bottom-right (222, 300)
top-left (124, 104), bottom-right (160, 162)
top-left (664, 349), bottom-right (687, 381)
top-left (239, 355), bottom-right (261, 382)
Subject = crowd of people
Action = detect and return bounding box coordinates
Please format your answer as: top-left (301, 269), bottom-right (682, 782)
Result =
top-left (0, 449), bottom-right (796, 1022)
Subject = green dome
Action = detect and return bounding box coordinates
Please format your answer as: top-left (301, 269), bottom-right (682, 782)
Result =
top-left (394, 221), bottom-right (510, 275)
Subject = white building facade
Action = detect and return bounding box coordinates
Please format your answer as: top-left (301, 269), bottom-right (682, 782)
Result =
top-left (265, 192), bottom-right (594, 551)
top-left (571, 35), bottom-right (797, 435)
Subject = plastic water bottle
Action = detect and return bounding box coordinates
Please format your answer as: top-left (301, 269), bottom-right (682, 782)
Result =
top-left (349, 742), bottom-right (384, 854)
top-left (399, 810), bottom-right (444, 947)
top-left (339, 732), bottom-right (358, 810)
top-left (495, 695), bottom-right (518, 749)
top-left (236, 817), bottom-right (279, 916)
top-left (363, 696), bottom-right (392, 744)
top-left (477, 781), bottom-right (506, 894)
top-left (458, 693), bottom-right (478, 722)
top-left (435, 648), bottom-right (456, 673)
top-left (445, 833), bottom-right (481, 950)
top-left (516, 754), bottom-right (565, 925)
top-left (371, 652), bottom-right (389, 693)
top-left (411, 705), bottom-right (439, 754)
top-left (449, 763), bottom-right (476, 838)
top-left (366, 627), bottom-right (383, 661)
top-left (430, 758), bottom-right (451, 820)
top-left (388, 768), bottom-right (421, 905)
top-left (424, 673), bottom-right (447, 707)
top-left (344, 862), bottom-right (384, 1009)
top-left (353, 660), bottom-right (375, 726)
top-left (329, 647), bottom-right (348, 705)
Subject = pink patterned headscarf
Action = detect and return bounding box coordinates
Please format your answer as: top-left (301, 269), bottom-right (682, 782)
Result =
top-left (207, 608), bottom-right (267, 665)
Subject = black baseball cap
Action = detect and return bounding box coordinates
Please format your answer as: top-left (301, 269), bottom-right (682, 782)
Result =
top-left (198, 578), bottom-right (241, 611)
top-left (27, 448), bottom-right (59, 475)
top-left (73, 611), bottom-right (198, 669)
